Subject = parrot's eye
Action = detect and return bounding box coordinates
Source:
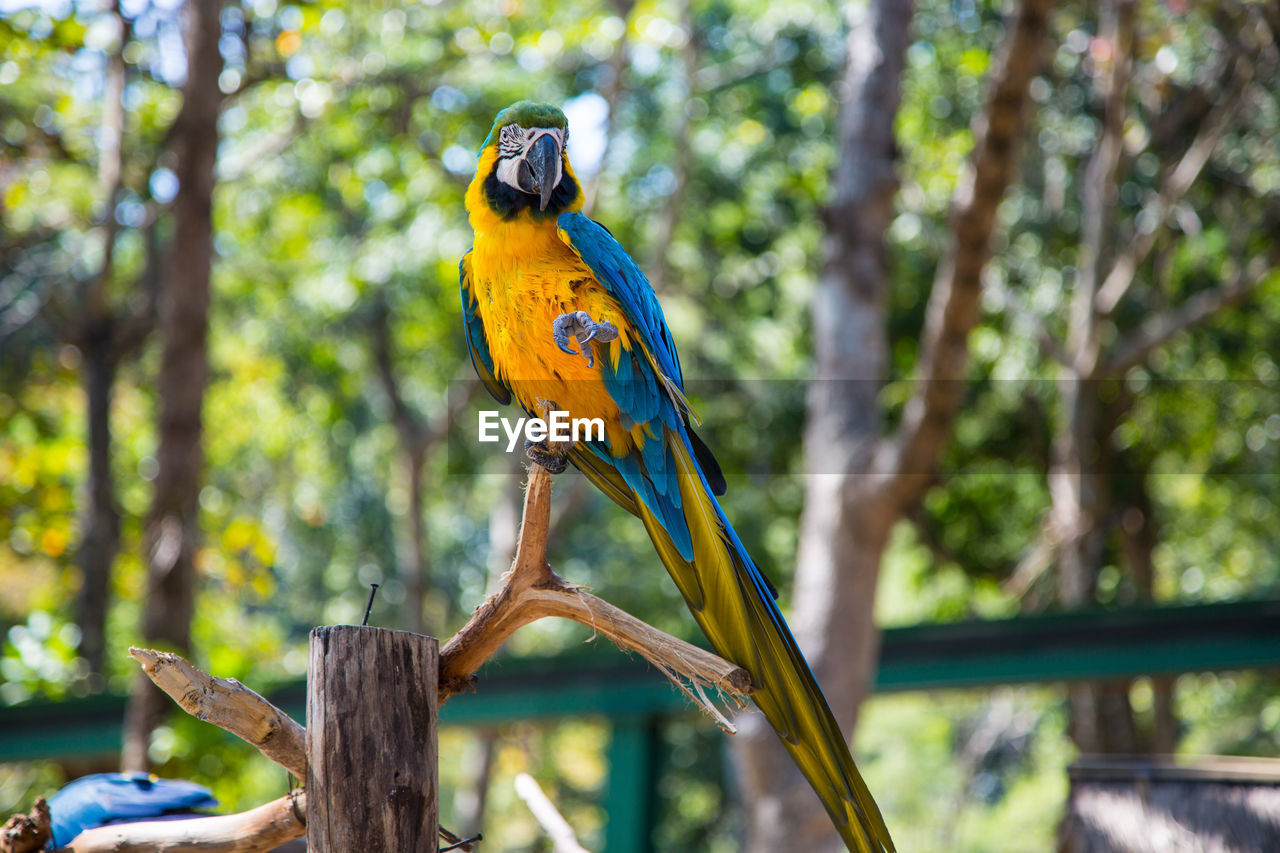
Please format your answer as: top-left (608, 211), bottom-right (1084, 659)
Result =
top-left (498, 124), bottom-right (524, 157)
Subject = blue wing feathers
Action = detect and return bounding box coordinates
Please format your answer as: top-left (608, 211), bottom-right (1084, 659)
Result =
top-left (560, 212), bottom-right (703, 560)
top-left (558, 213), bottom-right (685, 388)
top-left (47, 774), bottom-right (218, 849)
top-left (561, 214), bottom-right (778, 626)
top-left (460, 252), bottom-right (512, 406)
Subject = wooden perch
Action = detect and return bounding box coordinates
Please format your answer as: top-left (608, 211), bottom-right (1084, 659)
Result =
top-left (60, 791), bottom-right (305, 853)
top-left (16, 459), bottom-right (752, 853)
top-left (438, 464), bottom-right (753, 730)
top-left (128, 647), bottom-right (306, 778)
top-left (1, 796), bottom-right (50, 853)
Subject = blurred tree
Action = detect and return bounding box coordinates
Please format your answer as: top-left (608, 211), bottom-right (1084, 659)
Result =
top-left (734, 1), bottom-right (1051, 849)
top-left (1034, 0), bottom-right (1278, 753)
top-left (366, 293), bottom-right (477, 634)
top-left (3, 0), bottom-right (1279, 848)
top-left (0, 0), bottom-right (158, 682)
top-left (121, 0), bottom-right (223, 772)
top-left (67, 0), bottom-right (155, 683)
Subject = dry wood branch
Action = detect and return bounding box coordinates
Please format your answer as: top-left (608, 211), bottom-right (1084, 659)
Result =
top-left (1093, 48), bottom-right (1256, 316)
top-left (1002, 515), bottom-right (1062, 600)
top-left (880, 0), bottom-right (1052, 506)
top-left (129, 648), bottom-right (306, 779)
top-left (514, 773), bottom-right (591, 853)
top-left (59, 791), bottom-right (304, 853)
top-left (1105, 257), bottom-right (1274, 375)
top-left (1068, 0), bottom-right (1134, 377)
top-left (1, 797), bottom-right (50, 853)
top-left (438, 465), bottom-right (752, 727)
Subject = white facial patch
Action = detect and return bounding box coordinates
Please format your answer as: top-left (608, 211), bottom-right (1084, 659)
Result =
top-left (494, 155), bottom-right (522, 189)
top-left (494, 124), bottom-right (568, 194)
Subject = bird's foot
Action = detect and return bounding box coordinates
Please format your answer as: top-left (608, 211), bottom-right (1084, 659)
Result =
top-left (552, 310), bottom-right (619, 368)
top-left (524, 438), bottom-right (569, 474)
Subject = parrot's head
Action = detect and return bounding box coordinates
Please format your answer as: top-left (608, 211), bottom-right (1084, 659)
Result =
top-left (471, 100), bottom-right (581, 221)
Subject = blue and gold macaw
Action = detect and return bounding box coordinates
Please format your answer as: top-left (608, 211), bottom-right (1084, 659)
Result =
top-left (460, 101), bottom-right (894, 853)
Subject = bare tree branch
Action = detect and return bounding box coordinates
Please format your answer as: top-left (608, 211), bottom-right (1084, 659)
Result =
top-left (648, 0), bottom-right (697, 295)
top-left (1068, 0), bottom-right (1134, 378)
top-left (438, 465), bottom-right (752, 729)
top-left (59, 792), bottom-right (305, 853)
top-left (52, 462), bottom-right (752, 852)
top-left (879, 0), bottom-right (1052, 504)
top-left (514, 773), bottom-right (592, 853)
top-left (582, 0), bottom-right (635, 215)
top-left (1105, 257), bottom-right (1275, 375)
top-left (1093, 48), bottom-right (1256, 316)
top-left (0, 797), bottom-right (50, 853)
top-left (129, 647), bottom-right (307, 778)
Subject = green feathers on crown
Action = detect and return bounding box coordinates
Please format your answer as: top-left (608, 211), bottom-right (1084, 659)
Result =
top-left (480, 101), bottom-right (568, 153)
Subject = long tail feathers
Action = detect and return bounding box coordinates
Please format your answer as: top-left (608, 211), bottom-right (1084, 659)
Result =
top-left (571, 436), bottom-right (895, 853)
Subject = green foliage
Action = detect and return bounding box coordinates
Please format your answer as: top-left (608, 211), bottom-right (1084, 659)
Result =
top-left (1, 610), bottom-right (85, 704)
top-left (858, 687), bottom-right (1072, 853)
top-left (2, 0), bottom-right (1279, 847)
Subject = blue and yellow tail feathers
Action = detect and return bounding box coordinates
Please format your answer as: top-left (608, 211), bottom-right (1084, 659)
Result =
top-left (572, 432), bottom-right (894, 853)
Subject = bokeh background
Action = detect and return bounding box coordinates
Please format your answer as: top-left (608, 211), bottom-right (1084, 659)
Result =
top-left (2, 0), bottom-right (1279, 850)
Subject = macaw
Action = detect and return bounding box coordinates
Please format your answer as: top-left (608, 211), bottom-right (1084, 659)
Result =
top-left (44, 773), bottom-right (217, 849)
top-left (460, 100), bottom-right (894, 853)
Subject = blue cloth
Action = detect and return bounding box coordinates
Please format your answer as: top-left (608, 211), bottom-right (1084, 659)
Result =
top-left (46, 773), bottom-right (218, 849)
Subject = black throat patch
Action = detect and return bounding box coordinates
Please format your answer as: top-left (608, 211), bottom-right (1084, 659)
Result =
top-left (483, 168), bottom-right (580, 221)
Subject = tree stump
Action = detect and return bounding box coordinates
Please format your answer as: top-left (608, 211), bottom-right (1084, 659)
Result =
top-left (306, 626), bottom-right (438, 851)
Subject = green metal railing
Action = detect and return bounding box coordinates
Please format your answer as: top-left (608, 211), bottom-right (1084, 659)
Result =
top-left (3, 598), bottom-right (1280, 852)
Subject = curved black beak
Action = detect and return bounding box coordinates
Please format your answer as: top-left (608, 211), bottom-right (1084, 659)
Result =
top-left (527, 133), bottom-right (562, 211)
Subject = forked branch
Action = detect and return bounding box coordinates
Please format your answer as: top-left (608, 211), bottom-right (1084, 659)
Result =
top-left (439, 464), bottom-right (753, 730)
top-left (4, 464), bottom-right (751, 852)
top-left (128, 647), bottom-right (306, 778)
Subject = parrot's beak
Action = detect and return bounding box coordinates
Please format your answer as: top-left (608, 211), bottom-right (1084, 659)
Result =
top-left (526, 132), bottom-right (563, 211)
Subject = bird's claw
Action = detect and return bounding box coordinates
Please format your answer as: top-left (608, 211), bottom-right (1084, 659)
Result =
top-left (524, 438), bottom-right (569, 474)
top-left (552, 310), bottom-right (619, 368)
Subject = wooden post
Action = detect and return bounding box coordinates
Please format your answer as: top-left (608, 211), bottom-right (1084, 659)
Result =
top-left (306, 625), bottom-right (438, 851)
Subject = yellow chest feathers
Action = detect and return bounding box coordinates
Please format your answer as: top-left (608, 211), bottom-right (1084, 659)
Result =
top-left (469, 222), bottom-right (631, 395)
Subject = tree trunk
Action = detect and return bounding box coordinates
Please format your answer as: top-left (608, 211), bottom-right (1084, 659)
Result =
top-left (1054, 0), bottom-right (1135, 755)
top-left (1120, 474), bottom-right (1179, 753)
top-left (735, 0), bottom-right (1051, 846)
top-left (733, 2), bottom-right (912, 850)
top-left (121, 0), bottom-right (223, 772)
top-left (75, 340), bottom-right (120, 683)
top-left (306, 626), bottom-right (439, 851)
top-left (73, 0), bottom-right (127, 683)
top-left (406, 446), bottom-right (428, 634)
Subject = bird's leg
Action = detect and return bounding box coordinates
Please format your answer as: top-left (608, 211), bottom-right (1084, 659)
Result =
top-left (524, 438), bottom-right (569, 473)
top-left (551, 310), bottom-right (619, 368)
top-left (525, 397), bottom-right (570, 474)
